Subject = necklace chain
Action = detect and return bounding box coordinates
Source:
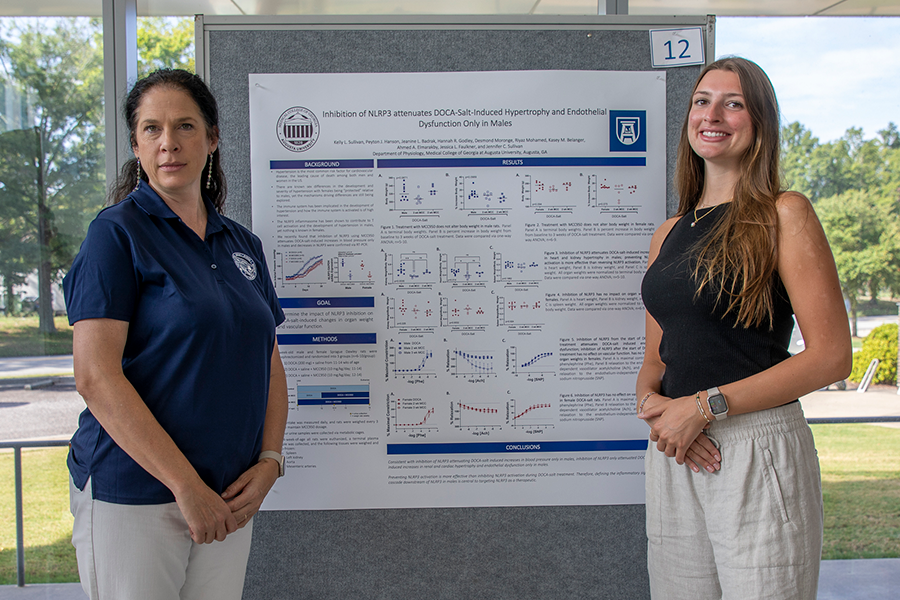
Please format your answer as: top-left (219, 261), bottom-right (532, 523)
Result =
top-left (691, 204), bottom-right (720, 228)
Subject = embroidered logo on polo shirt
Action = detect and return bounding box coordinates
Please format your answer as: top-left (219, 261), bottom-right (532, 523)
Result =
top-left (232, 252), bottom-right (257, 281)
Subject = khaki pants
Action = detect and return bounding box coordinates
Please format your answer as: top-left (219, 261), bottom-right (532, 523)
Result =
top-left (70, 477), bottom-right (254, 600)
top-left (646, 401), bottom-right (823, 600)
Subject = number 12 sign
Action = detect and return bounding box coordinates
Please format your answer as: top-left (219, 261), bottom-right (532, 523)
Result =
top-left (649, 27), bottom-right (705, 68)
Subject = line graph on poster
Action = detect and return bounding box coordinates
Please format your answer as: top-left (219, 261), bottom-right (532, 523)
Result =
top-left (388, 393), bottom-right (440, 438)
top-left (452, 399), bottom-right (504, 434)
top-left (509, 344), bottom-right (556, 378)
top-left (449, 347), bottom-right (497, 379)
top-left (387, 339), bottom-right (438, 380)
top-left (274, 250), bottom-right (327, 289)
top-left (509, 397), bottom-right (555, 431)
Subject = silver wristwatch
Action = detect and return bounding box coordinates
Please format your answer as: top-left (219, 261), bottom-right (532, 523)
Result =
top-left (259, 451), bottom-right (285, 477)
top-left (706, 387), bottom-right (728, 420)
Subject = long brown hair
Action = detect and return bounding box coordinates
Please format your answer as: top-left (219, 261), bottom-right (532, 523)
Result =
top-left (107, 69), bottom-right (227, 213)
top-left (675, 57), bottom-right (782, 329)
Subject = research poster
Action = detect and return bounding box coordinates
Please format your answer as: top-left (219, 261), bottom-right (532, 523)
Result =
top-left (249, 70), bottom-right (666, 510)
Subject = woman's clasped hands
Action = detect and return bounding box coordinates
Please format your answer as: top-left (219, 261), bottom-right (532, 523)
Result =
top-left (638, 393), bottom-right (722, 474)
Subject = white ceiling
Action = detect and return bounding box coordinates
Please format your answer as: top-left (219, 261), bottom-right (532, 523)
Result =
top-left (2, 1), bottom-right (899, 17)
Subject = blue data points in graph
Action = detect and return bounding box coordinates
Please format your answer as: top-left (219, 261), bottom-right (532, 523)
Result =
top-left (504, 260), bottom-right (539, 273)
top-left (461, 177), bottom-right (509, 210)
top-left (521, 351), bottom-right (553, 368)
top-left (453, 349), bottom-right (494, 375)
top-left (447, 254), bottom-right (485, 282)
top-left (396, 253), bottom-right (432, 279)
top-left (396, 342), bottom-right (434, 374)
top-left (388, 176), bottom-right (442, 211)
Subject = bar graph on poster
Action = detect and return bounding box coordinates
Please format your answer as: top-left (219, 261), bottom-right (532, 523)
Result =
top-left (250, 70), bottom-right (665, 510)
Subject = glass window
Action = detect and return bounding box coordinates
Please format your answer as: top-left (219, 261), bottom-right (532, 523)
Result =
top-left (138, 16), bottom-right (195, 75)
top-left (0, 17), bottom-right (104, 356)
top-left (0, 15), bottom-right (196, 359)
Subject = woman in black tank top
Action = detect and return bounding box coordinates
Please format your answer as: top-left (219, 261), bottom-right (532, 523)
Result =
top-left (636, 58), bottom-right (851, 599)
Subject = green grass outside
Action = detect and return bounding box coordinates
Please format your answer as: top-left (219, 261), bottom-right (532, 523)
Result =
top-left (0, 447), bottom-right (78, 585)
top-left (812, 424), bottom-right (900, 559)
top-left (0, 316), bottom-right (73, 358)
top-left (1, 426), bottom-right (898, 584)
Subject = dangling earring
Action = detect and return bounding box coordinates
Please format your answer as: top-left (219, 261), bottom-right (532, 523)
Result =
top-left (133, 159), bottom-right (141, 192)
top-left (206, 153), bottom-right (213, 190)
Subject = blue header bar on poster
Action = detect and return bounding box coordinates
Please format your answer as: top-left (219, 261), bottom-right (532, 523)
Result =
top-left (277, 333), bottom-right (377, 345)
top-left (271, 159), bottom-right (375, 170)
top-left (279, 297), bottom-right (375, 309)
top-left (386, 439), bottom-right (648, 455)
top-left (377, 157), bottom-right (645, 169)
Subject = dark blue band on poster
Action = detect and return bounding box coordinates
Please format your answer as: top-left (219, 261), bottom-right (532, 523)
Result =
top-left (279, 297), bottom-right (375, 309)
top-left (277, 333), bottom-right (377, 345)
top-left (386, 439), bottom-right (649, 455)
top-left (270, 159), bottom-right (374, 169)
top-left (377, 157), bottom-right (646, 169)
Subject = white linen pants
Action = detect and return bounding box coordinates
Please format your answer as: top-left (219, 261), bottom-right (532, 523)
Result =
top-left (70, 477), bottom-right (254, 600)
top-left (645, 401), bottom-right (823, 600)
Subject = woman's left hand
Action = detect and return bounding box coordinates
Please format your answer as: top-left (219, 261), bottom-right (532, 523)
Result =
top-left (639, 395), bottom-right (709, 465)
top-left (221, 459), bottom-right (281, 529)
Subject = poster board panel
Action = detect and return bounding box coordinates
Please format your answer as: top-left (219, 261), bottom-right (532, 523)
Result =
top-left (201, 15), bottom-right (709, 600)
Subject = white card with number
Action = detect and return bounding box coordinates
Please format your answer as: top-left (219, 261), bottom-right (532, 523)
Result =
top-left (650, 27), bottom-right (705, 68)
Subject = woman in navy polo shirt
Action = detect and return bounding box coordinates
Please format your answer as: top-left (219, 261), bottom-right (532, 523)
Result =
top-left (63, 69), bottom-right (287, 600)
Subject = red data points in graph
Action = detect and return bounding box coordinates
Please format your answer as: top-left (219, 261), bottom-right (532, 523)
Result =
top-left (395, 406), bottom-right (435, 427)
top-left (514, 403), bottom-right (551, 420)
top-left (398, 299), bottom-right (433, 318)
top-left (507, 300), bottom-right (540, 311)
top-left (451, 304), bottom-right (484, 317)
top-left (534, 180), bottom-right (572, 192)
top-left (459, 402), bottom-right (498, 414)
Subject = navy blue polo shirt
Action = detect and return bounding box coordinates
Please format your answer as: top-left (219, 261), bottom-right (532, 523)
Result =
top-left (63, 183), bottom-right (285, 505)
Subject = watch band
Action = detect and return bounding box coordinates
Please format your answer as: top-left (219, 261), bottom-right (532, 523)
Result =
top-left (705, 386), bottom-right (728, 420)
top-left (259, 450), bottom-right (285, 477)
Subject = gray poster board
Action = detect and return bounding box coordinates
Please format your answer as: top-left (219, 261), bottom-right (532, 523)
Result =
top-left (198, 15), bottom-right (712, 599)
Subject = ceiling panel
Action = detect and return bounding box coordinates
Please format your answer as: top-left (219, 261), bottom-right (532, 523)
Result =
top-left (2, 0), bottom-right (899, 17)
top-left (628, 0), bottom-right (900, 15)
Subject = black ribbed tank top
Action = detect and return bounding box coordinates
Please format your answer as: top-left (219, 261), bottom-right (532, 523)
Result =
top-left (640, 204), bottom-right (794, 399)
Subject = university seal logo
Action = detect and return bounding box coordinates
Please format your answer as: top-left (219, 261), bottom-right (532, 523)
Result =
top-left (609, 110), bottom-right (647, 152)
top-left (232, 252), bottom-right (257, 281)
top-left (616, 117), bottom-right (640, 145)
top-left (277, 107), bottom-right (320, 152)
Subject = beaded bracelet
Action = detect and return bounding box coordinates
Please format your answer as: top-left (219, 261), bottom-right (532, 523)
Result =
top-left (638, 391), bottom-right (657, 413)
top-left (695, 392), bottom-right (711, 424)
